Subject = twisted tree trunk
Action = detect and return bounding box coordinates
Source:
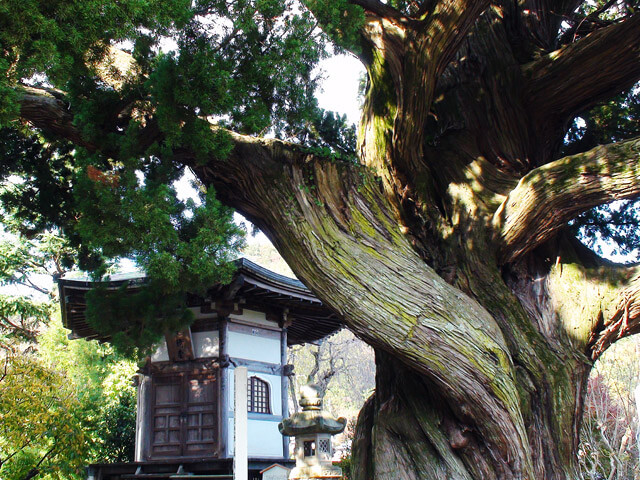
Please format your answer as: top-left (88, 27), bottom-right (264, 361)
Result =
top-left (14, 1), bottom-right (640, 478)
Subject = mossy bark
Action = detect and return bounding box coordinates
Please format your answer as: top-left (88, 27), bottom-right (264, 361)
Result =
top-left (183, 7), bottom-right (640, 479)
top-left (191, 9), bottom-right (640, 479)
top-left (14, 3), bottom-right (640, 479)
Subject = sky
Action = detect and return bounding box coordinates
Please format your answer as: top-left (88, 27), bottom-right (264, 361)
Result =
top-left (315, 54), bottom-right (365, 125)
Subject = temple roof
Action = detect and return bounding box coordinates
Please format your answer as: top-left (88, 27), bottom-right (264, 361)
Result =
top-left (58, 258), bottom-right (342, 345)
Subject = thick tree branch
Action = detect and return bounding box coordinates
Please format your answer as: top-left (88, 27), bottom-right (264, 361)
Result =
top-left (18, 87), bottom-right (94, 150)
top-left (349, 0), bottom-right (409, 23)
top-left (587, 271), bottom-right (640, 361)
top-left (523, 14), bottom-right (640, 128)
top-left (17, 85), bottom-right (160, 156)
top-left (494, 136), bottom-right (640, 264)
top-left (193, 135), bottom-right (534, 476)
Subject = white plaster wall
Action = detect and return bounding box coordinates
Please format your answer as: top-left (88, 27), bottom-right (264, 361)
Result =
top-left (192, 330), bottom-right (219, 358)
top-left (227, 330), bottom-right (280, 364)
top-left (228, 417), bottom-right (283, 458)
top-left (150, 340), bottom-right (169, 362)
top-left (230, 309), bottom-right (273, 327)
top-left (248, 420), bottom-right (284, 457)
top-left (227, 368), bottom-right (284, 457)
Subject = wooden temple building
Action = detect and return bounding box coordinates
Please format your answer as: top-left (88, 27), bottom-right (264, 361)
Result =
top-left (58, 258), bottom-right (342, 480)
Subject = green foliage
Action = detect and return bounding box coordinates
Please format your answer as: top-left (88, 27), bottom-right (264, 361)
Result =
top-left (75, 179), bottom-right (244, 354)
top-left (284, 109), bottom-right (357, 161)
top-left (337, 455), bottom-right (353, 480)
top-left (302, 0), bottom-right (365, 53)
top-left (0, 129), bottom-right (76, 237)
top-left (93, 390), bottom-right (136, 463)
top-left (0, 0), bottom-right (363, 351)
top-left (0, 228), bottom-right (73, 344)
top-left (0, 348), bottom-right (90, 480)
top-left (564, 85), bottom-right (640, 260)
top-left (0, 295), bottom-right (50, 343)
top-left (0, 0), bottom-right (192, 124)
top-left (39, 321), bottom-right (138, 465)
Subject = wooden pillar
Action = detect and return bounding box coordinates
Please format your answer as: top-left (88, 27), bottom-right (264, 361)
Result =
top-left (219, 317), bottom-right (229, 458)
top-left (234, 366), bottom-right (248, 480)
top-left (281, 327), bottom-right (290, 458)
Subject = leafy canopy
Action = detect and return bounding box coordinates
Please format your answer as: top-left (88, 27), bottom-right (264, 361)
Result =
top-left (2, 0), bottom-right (638, 356)
top-left (0, 0), bottom-right (360, 353)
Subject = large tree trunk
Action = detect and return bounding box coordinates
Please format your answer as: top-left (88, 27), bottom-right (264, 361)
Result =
top-left (186, 127), bottom-right (639, 479)
top-left (14, 2), bottom-right (640, 479)
top-left (192, 9), bottom-right (640, 478)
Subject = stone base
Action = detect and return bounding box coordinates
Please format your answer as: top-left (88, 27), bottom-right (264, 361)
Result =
top-left (289, 464), bottom-right (343, 479)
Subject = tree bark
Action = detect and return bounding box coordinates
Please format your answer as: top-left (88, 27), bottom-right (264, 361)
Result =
top-left (13, 2), bottom-right (640, 479)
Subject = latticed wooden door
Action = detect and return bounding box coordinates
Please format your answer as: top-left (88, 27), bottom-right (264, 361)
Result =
top-left (150, 372), bottom-right (218, 458)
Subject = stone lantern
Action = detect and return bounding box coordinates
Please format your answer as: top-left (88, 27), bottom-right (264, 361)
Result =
top-left (278, 385), bottom-right (347, 479)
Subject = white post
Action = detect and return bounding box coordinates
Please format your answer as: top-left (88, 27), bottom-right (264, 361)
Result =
top-left (134, 374), bottom-right (148, 462)
top-left (234, 367), bottom-right (248, 480)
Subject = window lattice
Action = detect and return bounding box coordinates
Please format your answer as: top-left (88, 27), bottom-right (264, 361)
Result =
top-left (248, 376), bottom-right (271, 414)
top-left (318, 439), bottom-right (331, 454)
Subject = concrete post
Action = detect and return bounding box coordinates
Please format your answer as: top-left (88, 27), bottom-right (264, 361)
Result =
top-left (134, 374), bottom-right (150, 462)
top-left (234, 366), bottom-right (248, 480)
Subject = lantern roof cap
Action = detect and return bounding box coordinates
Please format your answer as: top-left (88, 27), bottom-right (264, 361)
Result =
top-left (278, 384), bottom-right (347, 436)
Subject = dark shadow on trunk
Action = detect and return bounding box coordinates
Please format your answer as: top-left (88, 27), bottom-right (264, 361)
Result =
top-left (352, 350), bottom-right (505, 480)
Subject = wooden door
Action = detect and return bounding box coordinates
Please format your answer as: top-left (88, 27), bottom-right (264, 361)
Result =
top-left (150, 372), bottom-right (218, 458)
top-left (184, 374), bottom-right (217, 455)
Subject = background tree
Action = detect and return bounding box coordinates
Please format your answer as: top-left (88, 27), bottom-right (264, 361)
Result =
top-left (2, 0), bottom-right (640, 479)
top-left (578, 337), bottom-right (640, 480)
top-left (288, 329), bottom-right (375, 415)
top-left (0, 227), bottom-right (138, 479)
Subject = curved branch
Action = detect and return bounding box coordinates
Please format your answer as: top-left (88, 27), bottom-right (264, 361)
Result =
top-left (18, 87), bottom-right (94, 150)
top-left (494, 136), bottom-right (640, 264)
top-left (349, 0), bottom-right (409, 22)
top-left (587, 270), bottom-right (640, 360)
top-left (17, 85), bottom-right (160, 156)
top-left (523, 13), bottom-right (640, 128)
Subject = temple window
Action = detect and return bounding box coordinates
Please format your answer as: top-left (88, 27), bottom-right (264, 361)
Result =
top-left (248, 376), bottom-right (271, 414)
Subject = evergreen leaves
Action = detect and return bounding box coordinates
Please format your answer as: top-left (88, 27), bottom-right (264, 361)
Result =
top-left (0, 0), bottom-right (363, 353)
